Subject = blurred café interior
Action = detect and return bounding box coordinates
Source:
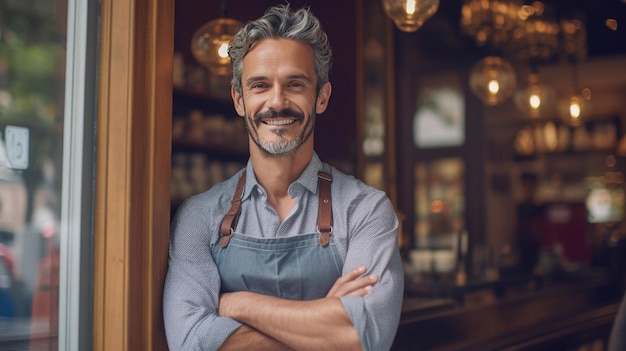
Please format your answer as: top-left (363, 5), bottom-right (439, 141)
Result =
top-left (171, 0), bottom-right (626, 349)
top-left (0, 0), bottom-right (626, 350)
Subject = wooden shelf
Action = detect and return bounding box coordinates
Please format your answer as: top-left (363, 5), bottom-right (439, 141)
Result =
top-left (172, 138), bottom-right (248, 160)
top-left (173, 86), bottom-right (229, 102)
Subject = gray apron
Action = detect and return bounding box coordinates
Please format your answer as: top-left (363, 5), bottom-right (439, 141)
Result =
top-left (213, 170), bottom-right (344, 300)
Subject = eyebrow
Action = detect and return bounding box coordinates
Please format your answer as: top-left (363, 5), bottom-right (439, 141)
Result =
top-left (245, 74), bottom-right (314, 86)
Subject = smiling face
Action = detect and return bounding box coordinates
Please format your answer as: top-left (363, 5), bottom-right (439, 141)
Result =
top-left (232, 38), bottom-right (331, 157)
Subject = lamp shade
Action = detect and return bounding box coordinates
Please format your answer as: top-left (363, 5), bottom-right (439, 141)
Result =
top-left (382, 0), bottom-right (440, 32)
top-left (513, 73), bottom-right (556, 118)
top-left (558, 94), bottom-right (587, 126)
top-left (469, 56), bottom-right (517, 105)
top-left (191, 18), bottom-right (243, 76)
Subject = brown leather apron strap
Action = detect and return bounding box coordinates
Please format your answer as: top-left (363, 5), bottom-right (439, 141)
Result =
top-left (219, 169), bottom-right (333, 248)
top-left (317, 171), bottom-right (333, 247)
top-left (220, 170), bottom-right (246, 248)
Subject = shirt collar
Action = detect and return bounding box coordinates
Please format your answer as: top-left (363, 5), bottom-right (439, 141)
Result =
top-left (242, 152), bottom-right (324, 201)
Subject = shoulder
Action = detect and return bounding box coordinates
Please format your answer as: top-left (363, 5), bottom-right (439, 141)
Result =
top-left (326, 165), bottom-right (396, 222)
top-left (170, 171), bottom-right (244, 243)
top-left (177, 173), bottom-right (241, 216)
top-left (328, 166), bottom-right (391, 205)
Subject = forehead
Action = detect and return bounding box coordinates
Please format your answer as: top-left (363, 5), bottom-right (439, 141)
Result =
top-left (241, 38), bottom-right (316, 79)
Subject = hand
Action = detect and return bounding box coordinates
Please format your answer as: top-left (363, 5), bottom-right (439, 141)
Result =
top-left (326, 266), bottom-right (378, 298)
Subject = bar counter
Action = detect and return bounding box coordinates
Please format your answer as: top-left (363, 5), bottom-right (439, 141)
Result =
top-left (392, 269), bottom-right (624, 350)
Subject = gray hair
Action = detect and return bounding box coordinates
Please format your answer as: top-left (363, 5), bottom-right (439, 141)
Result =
top-left (229, 4), bottom-right (332, 95)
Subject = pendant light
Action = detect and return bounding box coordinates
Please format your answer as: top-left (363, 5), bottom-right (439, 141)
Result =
top-left (191, 1), bottom-right (243, 76)
top-left (469, 56), bottom-right (517, 106)
top-left (514, 68), bottom-right (556, 118)
top-left (559, 95), bottom-right (586, 126)
top-left (461, 0), bottom-right (520, 106)
top-left (558, 62), bottom-right (588, 127)
top-left (460, 0), bottom-right (523, 48)
top-left (513, 1), bottom-right (561, 63)
top-left (382, 0), bottom-right (440, 32)
top-left (558, 17), bottom-right (589, 127)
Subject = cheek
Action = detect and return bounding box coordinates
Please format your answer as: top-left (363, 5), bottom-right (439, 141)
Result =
top-left (242, 96), bottom-right (265, 115)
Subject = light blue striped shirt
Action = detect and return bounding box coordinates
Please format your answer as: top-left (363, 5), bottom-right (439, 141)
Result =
top-left (164, 153), bottom-right (404, 351)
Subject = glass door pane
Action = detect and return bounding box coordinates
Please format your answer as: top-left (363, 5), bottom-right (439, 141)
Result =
top-left (0, 1), bottom-right (85, 349)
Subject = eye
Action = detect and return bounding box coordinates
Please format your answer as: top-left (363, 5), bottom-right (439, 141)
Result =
top-left (250, 82), bottom-right (269, 90)
top-left (287, 81), bottom-right (305, 89)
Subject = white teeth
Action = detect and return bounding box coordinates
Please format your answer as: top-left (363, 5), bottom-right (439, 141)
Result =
top-left (264, 119), bottom-right (295, 125)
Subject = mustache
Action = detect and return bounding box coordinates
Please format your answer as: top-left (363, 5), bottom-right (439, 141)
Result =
top-left (254, 109), bottom-right (305, 122)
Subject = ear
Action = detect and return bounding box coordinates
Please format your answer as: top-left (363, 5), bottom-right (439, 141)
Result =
top-left (315, 82), bottom-right (332, 115)
top-left (232, 85), bottom-right (245, 117)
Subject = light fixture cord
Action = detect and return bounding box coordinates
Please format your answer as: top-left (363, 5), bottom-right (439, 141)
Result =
top-left (220, 0), bottom-right (228, 18)
top-left (570, 60), bottom-right (581, 93)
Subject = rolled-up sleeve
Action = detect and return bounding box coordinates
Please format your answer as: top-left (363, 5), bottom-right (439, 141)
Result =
top-left (163, 198), bottom-right (241, 351)
top-left (339, 190), bottom-right (404, 351)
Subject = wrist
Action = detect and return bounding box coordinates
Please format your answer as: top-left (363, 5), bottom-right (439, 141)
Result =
top-left (219, 291), bottom-right (236, 318)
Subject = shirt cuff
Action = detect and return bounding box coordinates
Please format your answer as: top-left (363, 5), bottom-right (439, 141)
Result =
top-left (340, 295), bottom-right (369, 350)
top-left (198, 317), bottom-right (243, 351)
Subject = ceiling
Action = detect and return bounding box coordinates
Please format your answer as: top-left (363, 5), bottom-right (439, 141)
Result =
top-left (415, 0), bottom-right (626, 62)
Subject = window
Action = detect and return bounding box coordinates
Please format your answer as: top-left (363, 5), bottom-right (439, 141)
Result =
top-left (0, 1), bottom-right (96, 349)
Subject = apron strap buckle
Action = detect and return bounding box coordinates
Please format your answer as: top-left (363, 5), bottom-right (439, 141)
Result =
top-left (317, 225), bottom-right (333, 247)
top-left (220, 228), bottom-right (234, 248)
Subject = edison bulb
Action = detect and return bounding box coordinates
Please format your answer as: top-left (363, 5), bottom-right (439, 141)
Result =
top-left (469, 56), bottom-right (517, 106)
top-left (191, 18), bottom-right (243, 76)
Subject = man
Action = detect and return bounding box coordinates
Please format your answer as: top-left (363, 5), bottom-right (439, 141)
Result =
top-left (164, 4), bottom-right (404, 351)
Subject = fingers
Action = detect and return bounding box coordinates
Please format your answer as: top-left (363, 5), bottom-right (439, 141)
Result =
top-left (326, 266), bottom-right (379, 298)
top-left (336, 275), bottom-right (378, 297)
top-left (334, 266), bottom-right (367, 286)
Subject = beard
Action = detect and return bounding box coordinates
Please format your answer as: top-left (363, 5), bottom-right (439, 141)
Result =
top-left (245, 107), bottom-right (316, 157)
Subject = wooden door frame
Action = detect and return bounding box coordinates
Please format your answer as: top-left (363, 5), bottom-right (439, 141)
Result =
top-left (93, 0), bottom-right (173, 350)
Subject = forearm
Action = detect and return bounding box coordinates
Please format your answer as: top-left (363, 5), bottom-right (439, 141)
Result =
top-left (220, 291), bottom-right (362, 351)
top-left (219, 325), bottom-right (293, 351)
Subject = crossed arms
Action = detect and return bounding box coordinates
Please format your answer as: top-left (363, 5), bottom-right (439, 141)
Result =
top-left (164, 187), bottom-right (404, 351)
top-left (218, 266), bottom-right (378, 351)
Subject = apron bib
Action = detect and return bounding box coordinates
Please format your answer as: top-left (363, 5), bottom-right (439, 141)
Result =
top-left (213, 170), bottom-right (344, 300)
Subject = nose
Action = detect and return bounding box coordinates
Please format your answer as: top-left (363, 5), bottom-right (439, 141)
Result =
top-left (266, 85), bottom-right (289, 110)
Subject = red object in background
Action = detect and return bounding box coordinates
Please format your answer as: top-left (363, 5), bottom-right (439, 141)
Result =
top-left (541, 202), bottom-right (591, 263)
top-left (0, 243), bottom-right (16, 278)
top-left (30, 244), bottom-right (60, 350)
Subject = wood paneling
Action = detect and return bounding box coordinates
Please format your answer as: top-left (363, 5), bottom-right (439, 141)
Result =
top-left (94, 0), bottom-right (173, 350)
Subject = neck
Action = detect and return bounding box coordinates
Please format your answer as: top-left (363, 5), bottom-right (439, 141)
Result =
top-left (250, 144), bottom-right (314, 198)
top-left (249, 144), bottom-right (313, 222)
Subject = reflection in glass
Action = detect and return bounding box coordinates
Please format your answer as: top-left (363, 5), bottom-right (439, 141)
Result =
top-left (0, 1), bottom-right (67, 348)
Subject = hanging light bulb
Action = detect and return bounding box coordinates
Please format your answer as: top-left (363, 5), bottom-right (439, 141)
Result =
top-left (559, 93), bottom-right (587, 126)
top-left (514, 72), bottom-right (556, 118)
top-left (382, 0), bottom-right (440, 32)
top-left (191, 17), bottom-right (243, 76)
top-left (558, 57), bottom-right (588, 126)
top-left (469, 56), bottom-right (517, 105)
